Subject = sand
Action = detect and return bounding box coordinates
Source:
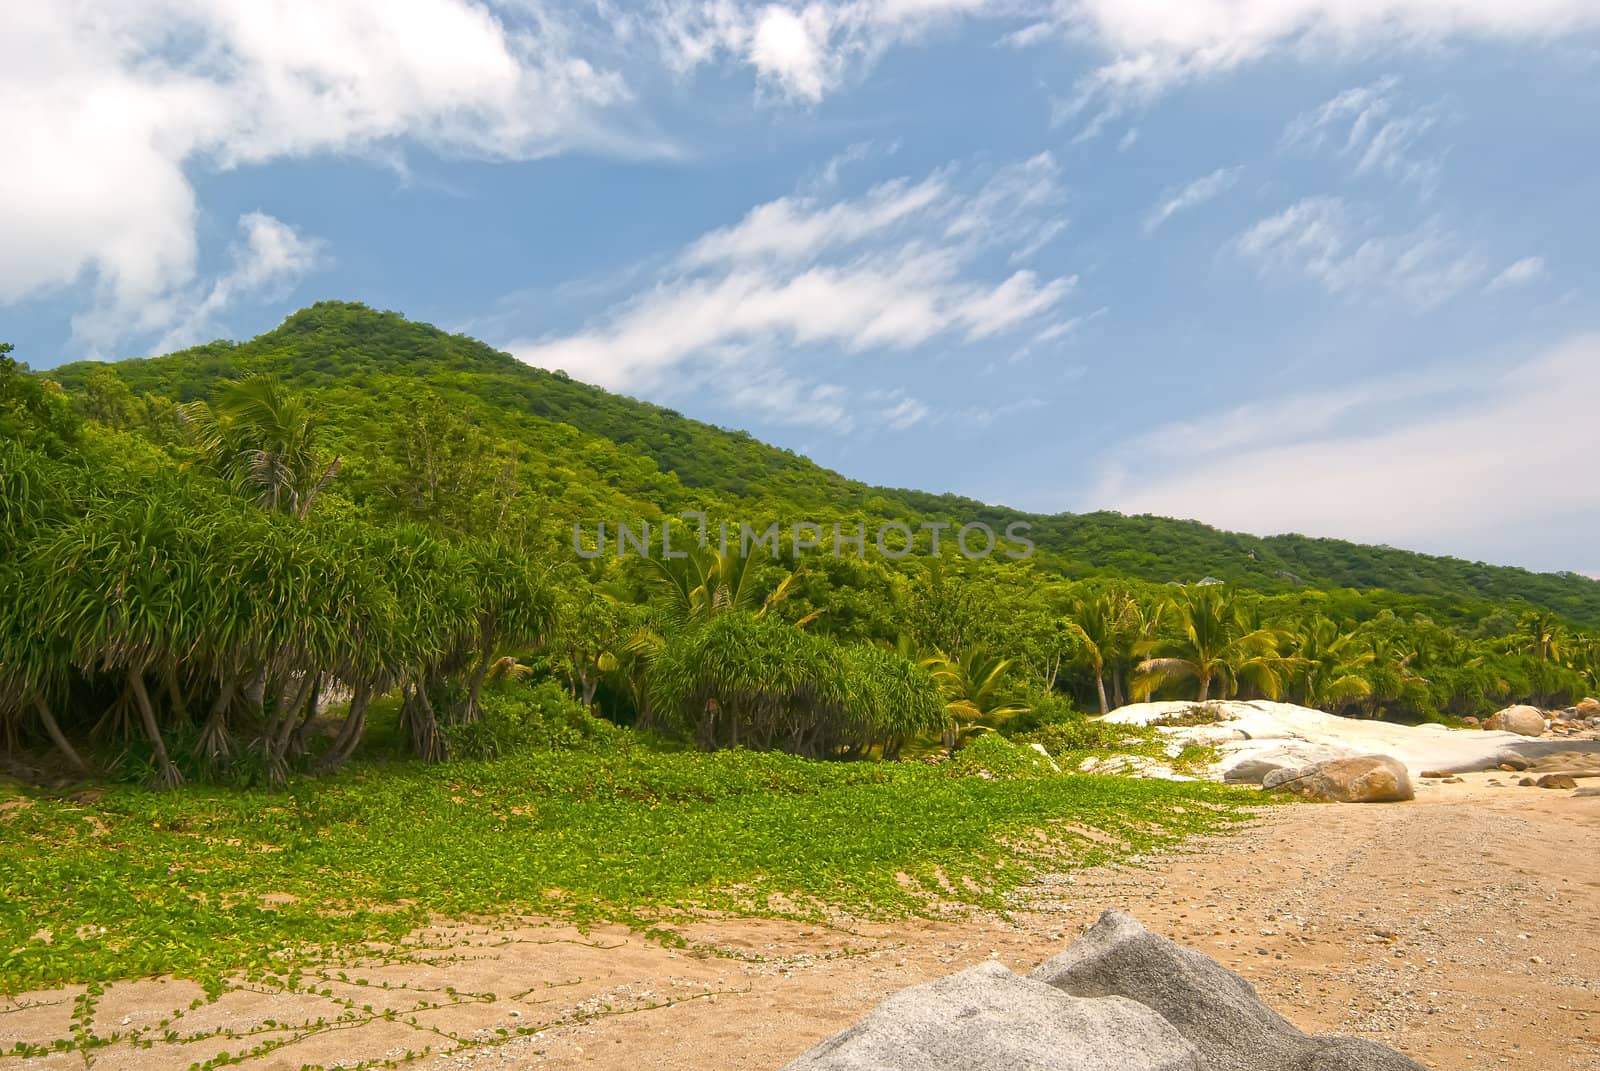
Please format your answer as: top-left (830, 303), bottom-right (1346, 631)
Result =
top-left (4, 772), bottom-right (1598, 1070)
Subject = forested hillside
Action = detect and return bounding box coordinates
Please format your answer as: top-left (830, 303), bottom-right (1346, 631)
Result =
top-left (53, 301), bottom-right (1600, 622)
top-left (5, 304), bottom-right (1599, 793)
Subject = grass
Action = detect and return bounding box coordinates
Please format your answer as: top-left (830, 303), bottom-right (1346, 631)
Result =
top-left (0, 738), bottom-right (1257, 995)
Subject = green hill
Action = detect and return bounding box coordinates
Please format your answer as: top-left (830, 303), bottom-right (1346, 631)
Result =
top-left (52, 301), bottom-right (1600, 624)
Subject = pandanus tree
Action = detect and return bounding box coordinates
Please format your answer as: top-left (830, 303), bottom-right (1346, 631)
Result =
top-left (29, 481), bottom-right (223, 787)
top-left (647, 611), bottom-right (847, 754)
top-left (840, 645), bottom-right (946, 760)
top-left (647, 611), bottom-right (941, 758)
top-left (0, 442), bottom-right (90, 771)
top-left (0, 562), bottom-right (90, 774)
top-left (1133, 585), bottom-right (1283, 703)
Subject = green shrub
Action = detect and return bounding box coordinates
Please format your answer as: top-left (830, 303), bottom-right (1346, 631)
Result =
top-left (997, 692), bottom-right (1079, 737)
top-left (1148, 705), bottom-right (1225, 728)
top-left (444, 679), bottom-right (629, 759)
top-left (1017, 717), bottom-right (1153, 754)
top-left (948, 732), bottom-right (1055, 779)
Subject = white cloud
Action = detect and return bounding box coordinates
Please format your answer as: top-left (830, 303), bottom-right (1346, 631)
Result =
top-left (883, 395), bottom-right (932, 430)
top-left (1143, 166), bottom-right (1242, 233)
top-left (1282, 76), bottom-right (1443, 190)
top-left (142, 214), bottom-right (325, 353)
top-left (509, 154), bottom-right (1076, 423)
top-left (685, 173), bottom-right (952, 267)
top-left (1234, 196), bottom-right (1487, 309)
top-left (650, 0), bottom-right (994, 101)
top-left (1054, 0), bottom-right (1600, 103)
top-left (1089, 333), bottom-right (1600, 569)
top-left (725, 369), bottom-right (855, 429)
top-left (1, 0), bottom-right (634, 352)
top-left (1486, 256), bottom-right (1548, 292)
top-left (658, 0), bottom-right (1600, 107)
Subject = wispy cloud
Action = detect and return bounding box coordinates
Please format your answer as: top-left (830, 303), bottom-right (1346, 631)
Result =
top-left (1039, 0), bottom-right (1600, 127)
top-left (1090, 333), bottom-right (1600, 569)
top-left (1486, 256), bottom-right (1548, 292)
top-left (509, 153), bottom-right (1077, 428)
top-left (1144, 167), bottom-right (1242, 233)
top-left (1233, 196), bottom-right (1487, 310)
top-left (1282, 77), bottom-right (1445, 191)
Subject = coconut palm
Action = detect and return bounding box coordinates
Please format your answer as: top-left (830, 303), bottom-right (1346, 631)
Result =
top-left (1065, 588), bottom-right (1143, 713)
top-left (1133, 586), bottom-right (1283, 703)
top-left (1517, 611), bottom-right (1566, 663)
top-left (1283, 616), bottom-right (1374, 714)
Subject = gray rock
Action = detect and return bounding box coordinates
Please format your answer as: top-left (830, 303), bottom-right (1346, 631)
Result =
top-left (1223, 742), bottom-right (1357, 785)
top-left (1223, 756), bottom-right (1294, 784)
top-left (1261, 754), bottom-right (1414, 803)
top-left (783, 960), bottom-right (1203, 1071)
top-left (1030, 911), bottom-right (1426, 1071)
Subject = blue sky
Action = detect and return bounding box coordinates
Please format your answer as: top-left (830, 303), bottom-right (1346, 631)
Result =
top-left (5, 2), bottom-right (1599, 574)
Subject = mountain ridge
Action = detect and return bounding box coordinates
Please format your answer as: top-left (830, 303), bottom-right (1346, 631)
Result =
top-left (47, 300), bottom-right (1600, 624)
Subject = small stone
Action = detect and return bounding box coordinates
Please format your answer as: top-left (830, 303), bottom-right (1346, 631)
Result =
top-left (1536, 774), bottom-right (1578, 789)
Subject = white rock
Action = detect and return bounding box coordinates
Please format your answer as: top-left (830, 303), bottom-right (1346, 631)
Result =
top-left (1099, 700), bottom-right (1591, 782)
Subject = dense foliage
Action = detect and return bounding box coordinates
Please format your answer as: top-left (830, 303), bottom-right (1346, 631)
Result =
top-left (53, 302), bottom-right (1600, 621)
top-left (5, 304), bottom-right (1600, 789)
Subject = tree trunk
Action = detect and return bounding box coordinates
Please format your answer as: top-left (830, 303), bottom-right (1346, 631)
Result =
top-left (296, 456), bottom-right (342, 519)
top-left (273, 672), bottom-right (318, 758)
top-left (32, 696), bottom-right (90, 775)
top-left (320, 685), bottom-right (371, 773)
top-left (244, 665), bottom-right (268, 725)
top-left (288, 673), bottom-right (323, 757)
top-left (1095, 672), bottom-right (1109, 714)
top-left (164, 665), bottom-right (191, 728)
top-left (1197, 674), bottom-right (1212, 702)
top-left (128, 671), bottom-right (181, 788)
top-left (197, 683), bottom-right (234, 775)
top-left (401, 680), bottom-right (446, 763)
top-left (465, 649), bottom-right (494, 723)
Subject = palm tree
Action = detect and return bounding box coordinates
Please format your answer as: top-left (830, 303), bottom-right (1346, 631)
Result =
top-left (1133, 586), bottom-right (1282, 703)
top-left (1065, 588), bottom-right (1146, 713)
top-left (1284, 617), bottom-right (1373, 714)
top-left (923, 647), bottom-right (1030, 752)
top-left (180, 375), bottom-right (340, 518)
top-left (1517, 610), bottom-right (1566, 663)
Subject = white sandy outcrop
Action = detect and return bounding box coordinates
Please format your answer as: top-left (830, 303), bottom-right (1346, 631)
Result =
top-left (1098, 700), bottom-right (1596, 783)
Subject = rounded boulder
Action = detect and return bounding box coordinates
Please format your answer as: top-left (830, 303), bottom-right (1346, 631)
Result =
top-left (1263, 754), bottom-right (1414, 803)
top-left (1486, 705), bottom-right (1547, 737)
